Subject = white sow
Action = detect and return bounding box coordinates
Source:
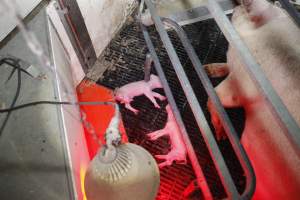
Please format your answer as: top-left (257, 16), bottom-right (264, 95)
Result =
top-left (207, 0), bottom-right (300, 199)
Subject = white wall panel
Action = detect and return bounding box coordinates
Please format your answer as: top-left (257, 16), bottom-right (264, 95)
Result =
top-left (0, 0), bottom-right (42, 41)
top-left (76, 0), bottom-right (136, 57)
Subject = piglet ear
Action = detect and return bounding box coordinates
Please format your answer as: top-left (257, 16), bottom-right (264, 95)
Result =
top-left (149, 74), bottom-right (156, 81)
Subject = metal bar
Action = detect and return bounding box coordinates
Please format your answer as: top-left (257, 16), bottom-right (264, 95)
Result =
top-left (206, 0), bottom-right (300, 156)
top-left (166, 0), bottom-right (234, 26)
top-left (144, 53), bottom-right (153, 82)
top-left (162, 17), bottom-right (255, 199)
top-left (58, 0), bottom-right (97, 70)
top-left (144, 0), bottom-right (240, 198)
top-left (53, 2), bottom-right (89, 73)
top-left (139, 14), bottom-right (214, 200)
top-left (140, 21), bottom-right (214, 200)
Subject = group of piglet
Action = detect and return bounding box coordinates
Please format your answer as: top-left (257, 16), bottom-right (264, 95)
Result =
top-left (114, 74), bottom-right (187, 168)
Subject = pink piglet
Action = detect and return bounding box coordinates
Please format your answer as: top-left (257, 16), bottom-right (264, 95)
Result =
top-left (148, 104), bottom-right (187, 168)
top-left (114, 74), bottom-right (166, 114)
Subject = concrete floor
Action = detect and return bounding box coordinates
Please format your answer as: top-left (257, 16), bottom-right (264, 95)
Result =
top-left (0, 3), bottom-right (72, 200)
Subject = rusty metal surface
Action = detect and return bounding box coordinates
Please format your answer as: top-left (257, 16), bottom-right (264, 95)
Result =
top-left (59, 0), bottom-right (97, 71)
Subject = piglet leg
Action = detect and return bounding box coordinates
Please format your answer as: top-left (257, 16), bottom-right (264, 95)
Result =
top-left (155, 154), bottom-right (174, 168)
top-left (147, 129), bottom-right (168, 140)
top-left (125, 103), bottom-right (139, 115)
top-left (144, 90), bottom-right (160, 108)
top-left (152, 91), bottom-right (166, 101)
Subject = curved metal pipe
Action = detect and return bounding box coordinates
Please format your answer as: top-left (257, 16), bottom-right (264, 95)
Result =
top-left (162, 18), bottom-right (255, 199)
top-left (138, 4), bottom-right (214, 199)
top-left (144, 0), bottom-right (241, 198)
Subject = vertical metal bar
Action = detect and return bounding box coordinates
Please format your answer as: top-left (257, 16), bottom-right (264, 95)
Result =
top-left (140, 21), bottom-right (214, 200)
top-left (58, 0), bottom-right (97, 70)
top-left (162, 18), bottom-right (255, 199)
top-left (144, 53), bottom-right (153, 82)
top-left (207, 0), bottom-right (300, 156)
top-left (144, 0), bottom-right (240, 198)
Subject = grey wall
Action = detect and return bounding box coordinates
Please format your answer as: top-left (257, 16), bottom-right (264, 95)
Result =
top-left (0, 4), bottom-right (73, 200)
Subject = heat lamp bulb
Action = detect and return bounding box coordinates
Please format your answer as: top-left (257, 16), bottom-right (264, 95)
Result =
top-left (84, 143), bottom-right (160, 200)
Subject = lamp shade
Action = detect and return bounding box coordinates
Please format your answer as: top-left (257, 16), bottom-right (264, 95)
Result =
top-left (84, 143), bottom-right (160, 200)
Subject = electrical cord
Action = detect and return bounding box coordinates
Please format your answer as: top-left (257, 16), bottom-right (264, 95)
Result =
top-left (0, 58), bottom-right (33, 78)
top-left (0, 101), bottom-right (115, 113)
top-left (0, 100), bottom-right (118, 144)
top-left (0, 58), bottom-right (22, 135)
top-left (0, 56), bottom-right (120, 148)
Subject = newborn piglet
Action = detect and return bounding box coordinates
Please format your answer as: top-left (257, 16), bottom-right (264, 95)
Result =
top-left (147, 104), bottom-right (187, 168)
top-left (114, 74), bottom-right (166, 114)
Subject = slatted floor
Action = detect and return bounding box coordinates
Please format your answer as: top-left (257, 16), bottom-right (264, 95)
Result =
top-left (97, 17), bottom-right (246, 200)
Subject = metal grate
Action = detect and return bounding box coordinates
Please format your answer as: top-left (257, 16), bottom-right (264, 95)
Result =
top-left (97, 18), bottom-right (245, 200)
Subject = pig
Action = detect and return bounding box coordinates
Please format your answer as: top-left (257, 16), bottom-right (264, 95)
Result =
top-left (206, 0), bottom-right (300, 199)
top-left (114, 74), bottom-right (166, 114)
top-left (147, 104), bottom-right (187, 168)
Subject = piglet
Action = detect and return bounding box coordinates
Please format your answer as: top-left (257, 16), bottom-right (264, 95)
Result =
top-left (147, 104), bottom-right (187, 168)
top-left (114, 74), bottom-right (166, 114)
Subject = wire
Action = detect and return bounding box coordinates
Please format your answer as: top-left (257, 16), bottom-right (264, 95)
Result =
top-left (0, 58), bottom-right (33, 78)
top-left (0, 101), bottom-right (116, 113)
top-left (0, 56), bottom-right (119, 147)
top-left (0, 56), bottom-right (117, 144)
top-left (0, 59), bottom-right (22, 135)
top-left (0, 100), bottom-right (118, 145)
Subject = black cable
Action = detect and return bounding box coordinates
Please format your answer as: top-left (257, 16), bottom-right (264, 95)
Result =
top-left (0, 60), bottom-right (22, 135)
top-left (0, 56), bottom-right (116, 139)
top-left (0, 101), bottom-right (115, 113)
top-left (6, 67), bottom-right (17, 83)
top-left (0, 58), bottom-right (33, 78)
top-left (0, 57), bottom-right (35, 136)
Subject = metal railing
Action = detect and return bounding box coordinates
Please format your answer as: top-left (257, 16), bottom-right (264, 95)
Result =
top-left (139, 9), bottom-right (214, 200)
top-left (161, 17), bottom-right (256, 200)
top-left (141, 0), bottom-right (255, 198)
top-left (140, 0), bottom-right (300, 199)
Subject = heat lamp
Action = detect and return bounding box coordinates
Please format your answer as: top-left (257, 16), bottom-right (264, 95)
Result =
top-left (84, 104), bottom-right (160, 200)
